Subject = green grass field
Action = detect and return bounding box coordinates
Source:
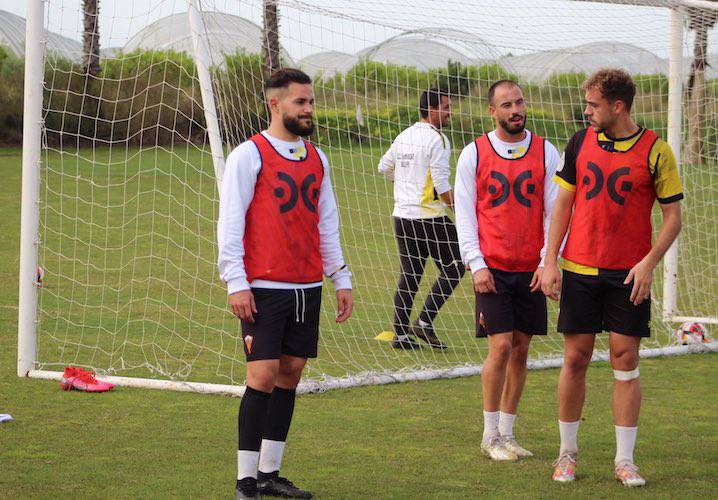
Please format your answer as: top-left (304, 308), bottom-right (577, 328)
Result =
top-left (1, 144), bottom-right (717, 497)
top-left (20, 141), bottom-right (718, 386)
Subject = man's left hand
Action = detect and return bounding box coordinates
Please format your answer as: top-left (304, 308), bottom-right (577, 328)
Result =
top-left (530, 266), bottom-right (544, 292)
top-left (336, 289), bottom-right (354, 323)
top-left (624, 257), bottom-right (655, 305)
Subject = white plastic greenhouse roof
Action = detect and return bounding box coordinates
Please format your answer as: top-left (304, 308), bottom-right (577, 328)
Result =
top-left (299, 51), bottom-right (360, 79)
top-left (358, 28), bottom-right (497, 71)
top-left (0, 9), bottom-right (82, 61)
top-left (500, 42), bottom-right (669, 83)
top-left (123, 11), bottom-right (295, 66)
top-left (4, 7), bottom-right (714, 85)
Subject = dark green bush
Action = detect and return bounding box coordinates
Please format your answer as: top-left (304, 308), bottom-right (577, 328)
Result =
top-left (41, 49), bottom-right (206, 147)
top-left (0, 46), bottom-right (24, 144)
top-left (214, 52), bottom-right (267, 145)
top-left (0, 48), bottom-right (712, 156)
top-left (634, 73), bottom-right (669, 97)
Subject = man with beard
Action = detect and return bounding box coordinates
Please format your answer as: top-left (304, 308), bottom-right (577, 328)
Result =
top-left (455, 80), bottom-right (560, 460)
top-left (378, 88), bottom-right (465, 350)
top-left (542, 69), bottom-right (682, 487)
top-left (218, 68), bottom-right (353, 499)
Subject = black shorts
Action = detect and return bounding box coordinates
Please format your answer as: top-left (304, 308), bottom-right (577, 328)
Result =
top-left (475, 269), bottom-right (547, 336)
top-left (241, 287), bottom-right (322, 361)
top-left (557, 269), bottom-right (650, 337)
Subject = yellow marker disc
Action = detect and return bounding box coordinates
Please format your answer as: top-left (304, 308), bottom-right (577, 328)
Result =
top-left (374, 331), bottom-right (395, 342)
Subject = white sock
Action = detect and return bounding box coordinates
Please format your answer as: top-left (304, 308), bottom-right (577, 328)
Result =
top-left (615, 426), bottom-right (637, 465)
top-left (237, 450), bottom-right (260, 480)
top-left (482, 410), bottom-right (500, 442)
top-left (258, 439), bottom-right (286, 474)
top-left (559, 420), bottom-right (580, 454)
top-left (418, 319), bottom-right (431, 327)
top-left (499, 412), bottom-right (517, 438)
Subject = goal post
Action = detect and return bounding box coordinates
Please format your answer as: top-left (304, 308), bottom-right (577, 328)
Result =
top-left (663, 4), bottom-right (683, 323)
top-left (17, 0), bottom-right (718, 395)
top-left (17, 0), bottom-right (45, 377)
top-left (187, 0), bottom-right (226, 188)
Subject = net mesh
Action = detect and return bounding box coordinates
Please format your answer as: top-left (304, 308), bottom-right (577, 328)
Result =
top-left (29, 0), bottom-right (718, 387)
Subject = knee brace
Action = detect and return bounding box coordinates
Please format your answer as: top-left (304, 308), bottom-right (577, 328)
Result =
top-left (613, 367), bottom-right (640, 381)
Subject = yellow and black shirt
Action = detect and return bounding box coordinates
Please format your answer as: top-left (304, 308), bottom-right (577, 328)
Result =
top-left (555, 127), bottom-right (683, 275)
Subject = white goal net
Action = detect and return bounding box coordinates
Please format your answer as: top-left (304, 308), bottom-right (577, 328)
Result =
top-left (15, 0), bottom-right (718, 393)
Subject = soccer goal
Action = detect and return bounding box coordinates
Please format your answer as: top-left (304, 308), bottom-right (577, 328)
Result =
top-left (17, 0), bottom-right (718, 395)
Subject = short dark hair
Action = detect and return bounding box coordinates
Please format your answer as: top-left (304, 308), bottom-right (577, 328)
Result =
top-left (582, 68), bottom-right (636, 110)
top-left (264, 68), bottom-right (312, 92)
top-left (419, 88), bottom-right (449, 118)
top-left (487, 80), bottom-right (521, 105)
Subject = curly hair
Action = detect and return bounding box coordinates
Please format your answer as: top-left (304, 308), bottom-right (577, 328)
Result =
top-left (582, 68), bottom-right (636, 111)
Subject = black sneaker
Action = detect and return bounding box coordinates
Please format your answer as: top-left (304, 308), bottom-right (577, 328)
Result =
top-left (391, 335), bottom-right (423, 350)
top-left (411, 320), bottom-right (447, 349)
top-left (236, 477), bottom-right (261, 499)
top-left (258, 476), bottom-right (313, 499)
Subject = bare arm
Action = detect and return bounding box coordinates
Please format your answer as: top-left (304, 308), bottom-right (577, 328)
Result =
top-left (541, 186), bottom-right (575, 300)
top-left (647, 201), bottom-right (682, 265)
top-left (545, 187), bottom-right (574, 264)
top-left (624, 201), bottom-right (681, 305)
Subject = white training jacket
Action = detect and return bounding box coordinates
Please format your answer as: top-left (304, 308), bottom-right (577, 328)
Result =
top-left (377, 122), bottom-right (452, 219)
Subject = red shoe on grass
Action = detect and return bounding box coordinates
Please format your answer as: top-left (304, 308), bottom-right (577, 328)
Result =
top-left (60, 366), bottom-right (114, 392)
top-left (60, 366), bottom-right (79, 390)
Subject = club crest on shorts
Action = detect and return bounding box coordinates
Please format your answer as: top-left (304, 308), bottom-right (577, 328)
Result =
top-left (477, 312), bottom-right (488, 338)
top-left (244, 335), bottom-right (254, 354)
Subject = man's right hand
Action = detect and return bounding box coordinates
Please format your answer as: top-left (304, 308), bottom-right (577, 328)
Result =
top-left (229, 290), bottom-right (257, 322)
top-left (472, 268), bottom-right (497, 294)
top-left (541, 262), bottom-right (562, 301)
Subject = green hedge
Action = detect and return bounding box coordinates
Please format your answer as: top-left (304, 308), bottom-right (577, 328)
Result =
top-left (42, 49), bottom-right (205, 147)
top-left (0, 46), bottom-right (24, 144)
top-left (320, 60), bottom-right (518, 100)
top-left (0, 48), bottom-right (712, 156)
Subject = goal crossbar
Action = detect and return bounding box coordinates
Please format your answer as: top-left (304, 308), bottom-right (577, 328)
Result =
top-left (26, 343), bottom-right (718, 396)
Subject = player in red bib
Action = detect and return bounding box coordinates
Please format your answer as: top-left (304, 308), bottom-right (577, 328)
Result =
top-left (542, 69), bottom-right (683, 487)
top-left (456, 80), bottom-right (561, 461)
top-left (218, 69), bottom-right (354, 499)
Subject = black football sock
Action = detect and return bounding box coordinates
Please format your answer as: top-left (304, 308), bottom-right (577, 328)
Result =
top-left (238, 386), bottom-right (271, 479)
top-left (258, 386), bottom-right (296, 479)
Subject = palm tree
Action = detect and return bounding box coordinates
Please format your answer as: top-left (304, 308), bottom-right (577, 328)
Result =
top-left (686, 5), bottom-right (718, 165)
top-left (82, 0), bottom-right (101, 76)
top-left (262, 0), bottom-right (281, 79)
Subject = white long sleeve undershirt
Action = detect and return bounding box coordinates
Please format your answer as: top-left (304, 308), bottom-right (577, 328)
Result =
top-left (454, 130), bottom-right (561, 272)
top-left (217, 131), bottom-right (352, 294)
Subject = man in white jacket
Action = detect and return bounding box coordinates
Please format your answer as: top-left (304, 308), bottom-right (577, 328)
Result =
top-left (218, 68), bottom-right (353, 500)
top-left (378, 88), bottom-right (465, 350)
